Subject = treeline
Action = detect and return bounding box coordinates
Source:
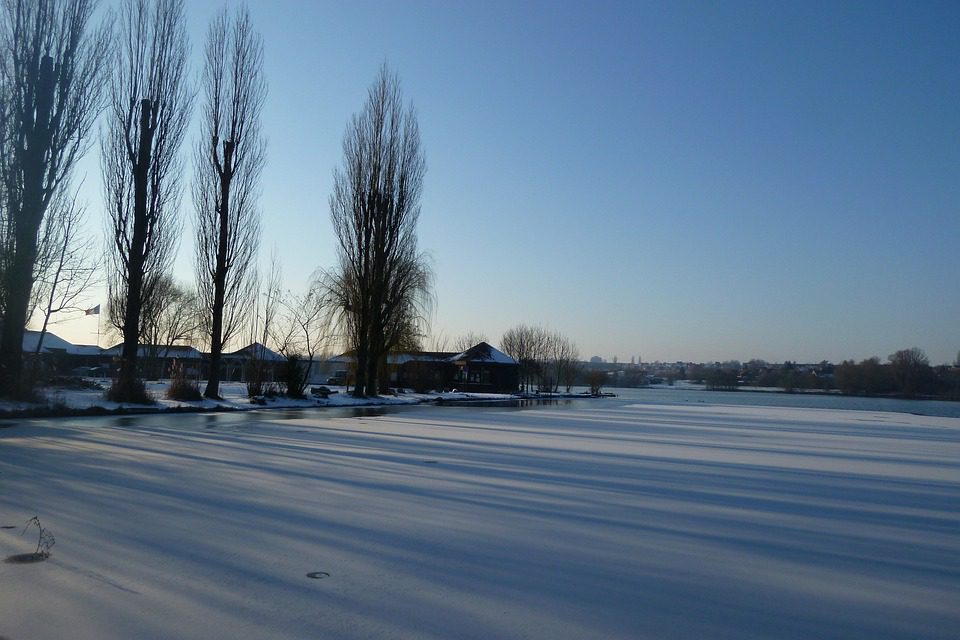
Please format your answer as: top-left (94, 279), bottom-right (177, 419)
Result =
top-left (691, 348), bottom-right (960, 399)
top-left (834, 349), bottom-right (959, 398)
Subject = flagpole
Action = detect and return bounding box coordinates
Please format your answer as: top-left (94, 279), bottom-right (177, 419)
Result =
top-left (86, 304), bottom-right (102, 347)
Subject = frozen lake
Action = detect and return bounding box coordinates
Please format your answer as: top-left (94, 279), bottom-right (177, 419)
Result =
top-left (1, 401), bottom-right (958, 639)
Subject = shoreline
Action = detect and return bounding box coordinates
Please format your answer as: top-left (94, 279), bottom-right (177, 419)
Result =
top-left (0, 384), bottom-right (599, 421)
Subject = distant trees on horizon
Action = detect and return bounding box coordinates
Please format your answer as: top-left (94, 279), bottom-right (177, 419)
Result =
top-left (682, 347), bottom-right (958, 399)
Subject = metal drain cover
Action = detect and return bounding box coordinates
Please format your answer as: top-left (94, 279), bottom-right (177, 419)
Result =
top-left (306, 571), bottom-right (330, 579)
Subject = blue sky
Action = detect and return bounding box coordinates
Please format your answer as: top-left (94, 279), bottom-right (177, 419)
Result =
top-left (56, 0), bottom-right (960, 364)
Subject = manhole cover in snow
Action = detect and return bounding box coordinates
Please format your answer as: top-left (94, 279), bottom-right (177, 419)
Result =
top-left (1, 526), bottom-right (15, 529)
top-left (423, 460), bottom-right (438, 464)
top-left (306, 571), bottom-right (330, 579)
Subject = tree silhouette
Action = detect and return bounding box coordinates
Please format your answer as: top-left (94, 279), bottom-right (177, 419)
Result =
top-left (194, 4), bottom-right (265, 399)
top-left (0, 0), bottom-right (109, 397)
top-left (103, 0), bottom-right (191, 401)
top-left (327, 65), bottom-right (431, 397)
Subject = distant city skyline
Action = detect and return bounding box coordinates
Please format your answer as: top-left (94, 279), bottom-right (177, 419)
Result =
top-left (42, 0), bottom-right (960, 365)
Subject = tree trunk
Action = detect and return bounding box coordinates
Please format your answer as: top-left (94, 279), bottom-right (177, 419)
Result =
top-left (0, 249), bottom-right (39, 394)
top-left (117, 99), bottom-right (155, 396)
top-left (204, 140), bottom-right (233, 399)
top-left (353, 345), bottom-right (368, 397)
top-left (366, 353), bottom-right (379, 397)
top-left (0, 56), bottom-right (56, 397)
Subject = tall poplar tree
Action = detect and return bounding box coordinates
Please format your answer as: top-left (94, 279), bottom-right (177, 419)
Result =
top-left (103, 0), bottom-right (190, 401)
top-left (0, 0), bottom-right (109, 397)
top-left (328, 65), bottom-right (432, 397)
top-left (193, 4), bottom-right (265, 399)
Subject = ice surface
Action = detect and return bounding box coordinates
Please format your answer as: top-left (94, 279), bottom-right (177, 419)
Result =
top-left (1, 402), bottom-right (958, 639)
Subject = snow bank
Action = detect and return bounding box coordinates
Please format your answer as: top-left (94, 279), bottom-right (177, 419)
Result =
top-left (5, 380), bottom-right (515, 415)
top-left (1, 402), bottom-right (958, 639)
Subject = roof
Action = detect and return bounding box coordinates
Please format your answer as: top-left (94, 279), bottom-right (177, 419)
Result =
top-left (22, 329), bottom-right (77, 354)
top-left (447, 342), bottom-right (517, 365)
top-left (226, 342), bottom-right (286, 362)
top-left (329, 351), bottom-right (454, 365)
top-left (329, 342), bottom-right (518, 366)
top-left (23, 330), bottom-right (106, 356)
top-left (101, 344), bottom-right (204, 359)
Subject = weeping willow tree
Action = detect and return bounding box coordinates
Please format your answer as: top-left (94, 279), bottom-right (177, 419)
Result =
top-left (327, 65), bottom-right (432, 397)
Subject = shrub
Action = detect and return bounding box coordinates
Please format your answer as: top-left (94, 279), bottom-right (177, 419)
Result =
top-left (166, 360), bottom-right (202, 401)
top-left (587, 369), bottom-right (607, 395)
top-left (106, 377), bottom-right (153, 404)
top-left (283, 355), bottom-right (309, 399)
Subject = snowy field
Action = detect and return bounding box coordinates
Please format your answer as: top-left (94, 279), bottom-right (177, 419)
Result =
top-left (1, 401), bottom-right (958, 639)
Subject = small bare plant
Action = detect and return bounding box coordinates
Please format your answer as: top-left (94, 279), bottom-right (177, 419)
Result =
top-left (23, 516), bottom-right (55, 558)
top-left (166, 360), bottom-right (202, 401)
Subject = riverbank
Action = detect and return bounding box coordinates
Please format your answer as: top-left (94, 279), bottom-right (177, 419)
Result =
top-left (0, 378), bottom-right (521, 420)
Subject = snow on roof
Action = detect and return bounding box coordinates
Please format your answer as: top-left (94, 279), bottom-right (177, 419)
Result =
top-left (22, 330), bottom-right (106, 356)
top-left (226, 342), bottom-right (286, 362)
top-left (329, 344), bottom-right (517, 366)
top-left (329, 351), bottom-right (457, 365)
top-left (101, 344), bottom-right (204, 359)
top-left (447, 342), bottom-right (517, 365)
top-left (22, 329), bottom-right (75, 353)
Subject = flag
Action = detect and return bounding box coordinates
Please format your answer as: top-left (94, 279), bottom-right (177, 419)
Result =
top-left (84, 304), bottom-right (100, 316)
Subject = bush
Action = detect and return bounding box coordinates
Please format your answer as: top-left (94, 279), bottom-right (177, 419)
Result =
top-left (166, 361), bottom-right (202, 401)
top-left (587, 369), bottom-right (607, 395)
top-left (246, 358), bottom-right (269, 397)
top-left (283, 355), bottom-right (309, 399)
top-left (106, 377), bottom-right (153, 404)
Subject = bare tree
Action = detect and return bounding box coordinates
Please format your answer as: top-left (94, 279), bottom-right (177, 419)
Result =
top-left (274, 276), bottom-right (328, 398)
top-left (142, 276), bottom-right (198, 377)
top-left (888, 347), bottom-right (932, 398)
top-left (500, 324), bottom-right (550, 392)
top-left (549, 333), bottom-right (580, 393)
top-left (103, 0), bottom-right (191, 401)
top-left (0, 0), bottom-right (109, 396)
top-left (501, 324), bottom-right (534, 392)
top-left (194, 4), bottom-right (265, 399)
top-left (242, 250), bottom-right (281, 396)
top-left (29, 191), bottom-right (101, 354)
top-left (328, 65), bottom-right (431, 397)
top-left (107, 274), bottom-right (197, 351)
top-left (429, 330), bottom-right (449, 352)
top-left (453, 332), bottom-right (487, 353)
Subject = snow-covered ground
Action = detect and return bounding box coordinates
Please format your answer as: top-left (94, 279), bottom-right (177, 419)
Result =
top-left (2, 379), bottom-right (515, 414)
top-left (1, 401), bottom-right (958, 639)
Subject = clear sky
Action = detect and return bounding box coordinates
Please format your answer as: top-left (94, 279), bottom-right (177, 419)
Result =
top-left (48, 0), bottom-right (960, 365)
